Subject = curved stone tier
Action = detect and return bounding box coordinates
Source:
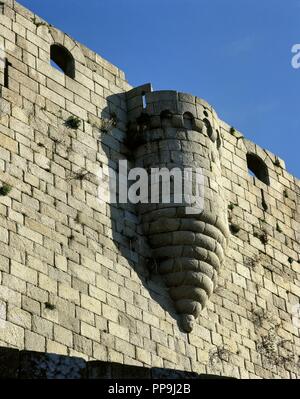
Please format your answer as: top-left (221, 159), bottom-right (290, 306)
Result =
top-left (143, 209), bottom-right (228, 332)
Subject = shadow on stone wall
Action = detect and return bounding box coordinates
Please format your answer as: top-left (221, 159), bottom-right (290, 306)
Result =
top-left (99, 95), bottom-right (183, 332)
top-left (0, 347), bottom-right (230, 379)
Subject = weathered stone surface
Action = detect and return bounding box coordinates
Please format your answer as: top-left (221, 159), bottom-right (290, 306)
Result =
top-left (0, 0), bottom-right (299, 380)
top-left (0, 348), bottom-right (20, 379)
top-left (19, 351), bottom-right (86, 379)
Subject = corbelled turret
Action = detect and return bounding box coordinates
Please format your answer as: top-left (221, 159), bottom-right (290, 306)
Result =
top-left (126, 84), bottom-right (229, 332)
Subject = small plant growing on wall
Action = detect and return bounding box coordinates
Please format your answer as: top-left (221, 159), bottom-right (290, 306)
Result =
top-left (230, 223), bottom-right (241, 235)
top-left (45, 302), bottom-right (56, 310)
top-left (0, 183), bottom-right (12, 196)
top-left (260, 230), bottom-right (268, 245)
top-left (209, 347), bottom-right (231, 367)
top-left (66, 169), bottom-right (92, 182)
top-left (228, 203), bottom-right (237, 211)
top-left (274, 157), bottom-right (281, 167)
top-left (99, 114), bottom-right (117, 134)
top-left (257, 328), bottom-right (278, 362)
top-left (250, 307), bottom-right (279, 329)
top-left (245, 253), bottom-right (261, 269)
top-left (65, 116), bottom-right (81, 130)
top-left (254, 230), bottom-right (268, 245)
top-left (257, 328), bottom-right (295, 368)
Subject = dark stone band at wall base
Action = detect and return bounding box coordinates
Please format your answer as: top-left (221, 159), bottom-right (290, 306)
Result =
top-left (0, 347), bottom-right (230, 379)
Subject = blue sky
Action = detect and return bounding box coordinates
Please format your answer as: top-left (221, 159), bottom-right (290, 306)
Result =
top-left (20, 0), bottom-right (300, 178)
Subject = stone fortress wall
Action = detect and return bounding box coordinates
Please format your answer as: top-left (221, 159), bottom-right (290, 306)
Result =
top-left (0, 0), bottom-right (300, 378)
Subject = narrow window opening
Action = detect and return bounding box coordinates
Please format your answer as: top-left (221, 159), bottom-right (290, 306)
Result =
top-left (261, 189), bottom-right (268, 211)
top-left (4, 58), bottom-right (11, 88)
top-left (50, 44), bottom-right (75, 79)
top-left (183, 112), bottom-right (194, 129)
top-left (203, 118), bottom-right (213, 139)
top-left (142, 92), bottom-right (147, 109)
top-left (247, 153), bottom-right (270, 185)
top-left (0, 2), bottom-right (4, 14)
top-left (216, 130), bottom-right (222, 149)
